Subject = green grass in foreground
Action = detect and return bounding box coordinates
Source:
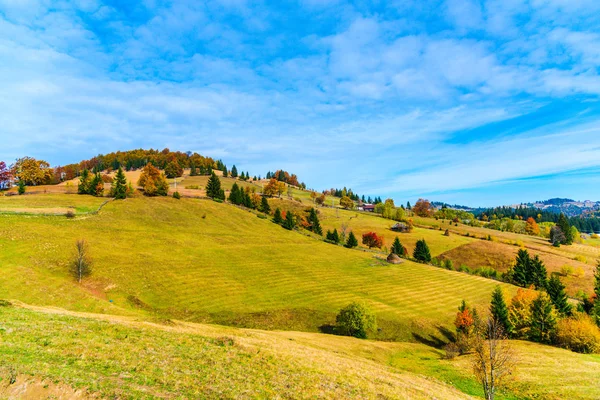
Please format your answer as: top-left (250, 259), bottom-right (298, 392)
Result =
top-left (0, 193), bottom-right (107, 214)
top-left (0, 195), bottom-right (517, 341)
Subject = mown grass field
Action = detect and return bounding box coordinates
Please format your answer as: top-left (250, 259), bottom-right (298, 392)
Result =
top-left (0, 194), bottom-right (517, 342)
top-left (0, 193), bottom-right (107, 215)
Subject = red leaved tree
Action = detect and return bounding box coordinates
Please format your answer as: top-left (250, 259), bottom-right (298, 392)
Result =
top-left (362, 232), bottom-right (384, 249)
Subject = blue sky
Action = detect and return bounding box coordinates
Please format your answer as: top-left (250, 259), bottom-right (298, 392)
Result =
top-left (1, 0), bottom-right (600, 206)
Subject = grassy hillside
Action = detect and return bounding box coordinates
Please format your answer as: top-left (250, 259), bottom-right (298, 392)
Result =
top-left (0, 193), bottom-right (516, 342)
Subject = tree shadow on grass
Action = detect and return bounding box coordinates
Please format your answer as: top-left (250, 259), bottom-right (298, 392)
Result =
top-left (318, 324), bottom-right (337, 335)
top-left (412, 326), bottom-right (456, 349)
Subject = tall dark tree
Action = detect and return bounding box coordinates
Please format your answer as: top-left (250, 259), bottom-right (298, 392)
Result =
top-left (593, 262), bottom-right (600, 326)
top-left (78, 169), bottom-right (91, 194)
top-left (111, 167), bottom-right (127, 199)
top-left (529, 293), bottom-right (557, 344)
top-left (512, 249), bottom-right (530, 287)
top-left (413, 239), bottom-right (431, 263)
top-left (530, 255), bottom-right (548, 289)
top-left (206, 172), bottom-right (222, 199)
top-left (550, 225), bottom-right (566, 247)
top-left (345, 231), bottom-right (358, 248)
top-left (557, 213), bottom-right (573, 245)
top-left (490, 286), bottom-right (512, 336)
top-left (391, 237), bottom-right (405, 257)
top-left (228, 182), bottom-right (242, 205)
top-left (546, 275), bottom-right (572, 316)
top-left (190, 163), bottom-right (197, 176)
top-left (260, 196), bottom-right (270, 214)
top-left (283, 210), bottom-right (295, 230)
top-left (273, 208), bottom-right (283, 224)
top-left (231, 165), bottom-right (238, 178)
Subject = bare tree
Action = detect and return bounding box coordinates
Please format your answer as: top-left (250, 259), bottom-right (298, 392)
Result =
top-left (71, 239), bottom-right (92, 283)
top-left (473, 317), bottom-right (515, 400)
top-left (340, 222), bottom-right (349, 243)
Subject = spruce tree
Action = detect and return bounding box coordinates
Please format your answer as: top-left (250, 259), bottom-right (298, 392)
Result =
top-left (546, 275), bottom-right (572, 316)
top-left (530, 255), bottom-right (548, 289)
top-left (190, 163), bottom-right (197, 176)
top-left (345, 231), bottom-right (358, 248)
top-left (17, 179), bottom-right (26, 195)
top-left (593, 262), bottom-right (600, 325)
top-left (78, 169), bottom-right (90, 194)
top-left (228, 182), bottom-right (241, 205)
top-left (312, 216), bottom-right (323, 235)
top-left (222, 165), bottom-right (228, 178)
top-left (273, 208), bottom-right (283, 224)
top-left (231, 165), bottom-right (238, 178)
top-left (331, 228), bottom-right (339, 243)
top-left (206, 172), bottom-right (221, 199)
top-left (283, 210), bottom-right (295, 230)
top-left (391, 237), bottom-right (405, 257)
top-left (490, 286), bottom-right (512, 336)
top-left (90, 173), bottom-right (103, 197)
top-left (557, 213), bottom-right (573, 245)
top-left (111, 167), bottom-right (127, 199)
top-left (512, 249), bottom-right (530, 287)
top-left (260, 196), bottom-right (270, 214)
top-left (243, 191), bottom-right (253, 208)
top-left (529, 293), bottom-right (557, 344)
top-left (413, 239), bottom-right (431, 263)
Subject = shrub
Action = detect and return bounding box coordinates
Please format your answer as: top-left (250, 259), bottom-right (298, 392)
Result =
top-left (65, 210), bottom-right (76, 219)
top-left (476, 267), bottom-right (498, 279)
top-left (575, 255), bottom-right (587, 263)
top-left (335, 302), bottom-right (377, 339)
top-left (561, 265), bottom-right (574, 277)
top-left (172, 191), bottom-right (181, 199)
top-left (556, 316), bottom-right (600, 354)
top-left (591, 234), bottom-right (600, 239)
top-left (443, 342), bottom-right (460, 359)
top-left (443, 259), bottom-right (454, 270)
top-left (17, 180), bottom-right (26, 195)
top-left (257, 214), bottom-right (267, 219)
top-left (574, 267), bottom-right (585, 278)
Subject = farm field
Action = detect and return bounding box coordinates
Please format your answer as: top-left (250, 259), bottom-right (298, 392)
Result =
top-left (0, 193), bottom-right (108, 215)
top-left (0, 193), bottom-right (516, 342)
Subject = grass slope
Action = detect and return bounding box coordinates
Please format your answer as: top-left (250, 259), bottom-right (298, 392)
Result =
top-left (0, 194), bottom-right (515, 342)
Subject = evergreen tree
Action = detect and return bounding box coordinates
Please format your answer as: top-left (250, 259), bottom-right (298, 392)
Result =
top-left (283, 210), bottom-right (295, 230)
top-left (206, 172), bottom-right (222, 199)
top-left (406, 201), bottom-right (411, 210)
top-left (593, 262), bottom-right (600, 326)
top-left (218, 189), bottom-right (226, 201)
top-left (557, 213), bottom-right (573, 245)
top-left (228, 182), bottom-right (242, 205)
top-left (490, 286), bottom-right (512, 336)
top-left (546, 275), bottom-right (572, 316)
top-left (90, 172), bottom-right (103, 197)
top-left (413, 239), bottom-right (431, 263)
top-left (331, 228), bottom-right (340, 243)
top-left (345, 231), bottom-right (358, 248)
top-left (529, 293), bottom-right (557, 344)
top-left (111, 167), bottom-right (127, 199)
top-left (512, 249), bottom-right (530, 287)
top-left (530, 255), bottom-right (548, 289)
top-left (260, 196), bottom-right (270, 214)
top-left (231, 165), bottom-right (238, 178)
top-left (391, 237), bottom-right (405, 257)
top-left (273, 208), bottom-right (283, 224)
top-left (222, 164), bottom-right (228, 178)
top-left (312, 215), bottom-right (323, 235)
top-left (243, 191), bottom-right (253, 208)
top-left (17, 179), bottom-right (26, 195)
top-left (190, 163), bottom-right (197, 176)
top-left (78, 169), bottom-right (91, 194)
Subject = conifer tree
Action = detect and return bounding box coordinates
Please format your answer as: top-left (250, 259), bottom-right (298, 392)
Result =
top-left (17, 179), bottom-right (26, 195)
top-left (345, 231), bottom-right (358, 248)
top-left (190, 163), bottom-right (197, 176)
top-left (90, 172), bottom-right (103, 197)
top-left (529, 293), bottom-right (557, 344)
top-left (243, 190), bottom-right (253, 208)
top-left (260, 196), bottom-right (270, 214)
top-left (592, 262), bottom-right (600, 325)
top-left (273, 208), bottom-right (283, 224)
top-left (546, 275), bottom-right (572, 316)
top-left (78, 169), bottom-right (91, 194)
top-left (413, 239), bottom-right (431, 263)
top-left (228, 182), bottom-right (241, 204)
top-left (557, 213), bottom-right (573, 245)
top-left (331, 228), bottom-right (339, 243)
top-left (111, 167), bottom-right (127, 199)
top-left (222, 164), bottom-right (228, 178)
top-left (391, 237), bottom-right (405, 257)
top-left (530, 255), bottom-right (548, 289)
top-left (283, 210), bottom-right (295, 230)
top-left (490, 286), bottom-right (512, 336)
top-left (231, 165), bottom-right (238, 178)
top-left (512, 249), bottom-right (530, 287)
top-left (206, 172), bottom-right (222, 199)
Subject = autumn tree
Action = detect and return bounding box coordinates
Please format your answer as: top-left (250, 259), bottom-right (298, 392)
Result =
top-left (138, 163), bottom-right (169, 196)
top-left (12, 157), bottom-right (54, 186)
top-left (315, 193), bottom-right (326, 206)
top-left (508, 288), bottom-right (537, 339)
top-left (473, 317), bottom-right (514, 400)
top-left (345, 231), bottom-right (358, 248)
top-left (550, 225), bottom-right (566, 247)
top-left (413, 239), bottom-right (432, 263)
top-left (164, 161), bottom-right (183, 178)
top-left (111, 167), bottom-right (128, 199)
top-left (263, 178), bottom-right (279, 197)
top-left (0, 161), bottom-right (12, 189)
top-left (525, 217), bottom-right (540, 236)
top-left (455, 300), bottom-right (475, 354)
top-left (71, 239), bottom-right (92, 283)
top-left (340, 196), bottom-right (354, 209)
top-left (529, 293), bottom-right (557, 344)
top-left (413, 198), bottom-right (433, 217)
top-left (276, 181), bottom-right (286, 198)
top-left (362, 232), bottom-right (383, 249)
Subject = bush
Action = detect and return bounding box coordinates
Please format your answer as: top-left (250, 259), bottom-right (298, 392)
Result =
top-left (173, 191), bottom-right (181, 199)
top-left (556, 316), bottom-right (600, 354)
top-left (574, 255), bottom-right (587, 263)
top-left (443, 259), bottom-right (454, 270)
top-left (257, 214), bottom-right (267, 219)
top-left (65, 210), bottom-right (76, 219)
top-left (476, 267), bottom-right (498, 279)
top-left (561, 265), bottom-right (574, 276)
top-left (335, 302), bottom-right (377, 339)
top-left (443, 342), bottom-right (460, 359)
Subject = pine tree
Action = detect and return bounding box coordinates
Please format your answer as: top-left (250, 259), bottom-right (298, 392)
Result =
top-left (546, 275), bottom-right (572, 316)
top-left (413, 239), bottom-right (431, 263)
top-left (260, 196), bottom-right (270, 214)
top-left (273, 208), bottom-right (283, 224)
top-left (231, 165), bottom-right (238, 178)
top-left (331, 228), bottom-right (339, 243)
top-left (243, 191), bottom-right (253, 208)
top-left (111, 167), bottom-right (127, 199)
top-left (529, 293), bottom-right (557, 344)
top-left (345, 231), bottom-right (358, 248)
top-left (228, 182), bottom-right (241, 205)
top-left (593, 262), bottom-right (600, 326)
top-left (557, 213), bottom-right (573, 245)
top-left (222, 164), bottom-right (228, 178)
top-left (90, 173), bottom-right (103, 197)
top-left (530, 255), bottom-right (547, 289)
top-left (206, 172), bottom-right (221, 199)
top-left (490, 286), bottom-right (512, 336)
top-left (283, 210), bottom-right (295, 230)
top-left (391, 237), bottom-right (405, 257)
top-left (78, 169), bottom-right (91, 194)
top-left (17, 179), bottom-right (26, 195)
top-left (312, 215), bottom-right (323, 235)
top-left (512, 249), bottom-right (530, 287)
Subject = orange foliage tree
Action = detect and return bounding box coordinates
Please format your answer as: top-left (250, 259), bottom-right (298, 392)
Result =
top-left (525, 217), bottom-right (540, 236)
top-left (362, 232), bottom-right (383, 249)
top-left (413, 198), bottom-right (433, 217)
